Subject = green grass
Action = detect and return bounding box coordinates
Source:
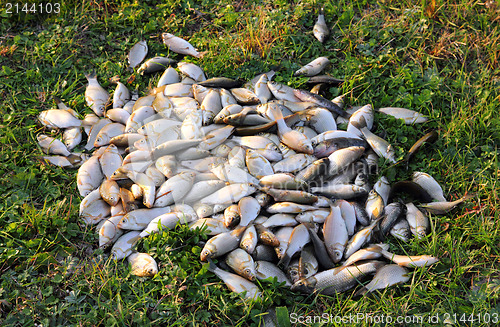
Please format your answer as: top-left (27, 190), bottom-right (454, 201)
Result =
top-left (0, 0), bottom-right (499, 325)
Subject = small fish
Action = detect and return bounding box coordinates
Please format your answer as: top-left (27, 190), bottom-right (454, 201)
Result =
top-left (207, 259), bottom-right (261, 299)
top-left (365, 189), bottom-right (385, 221)
top-left (323, 205), bottom-right (349, 263)
top-left (412, 172), bottom-right (446, 202)
top-left (118, 207), bottom-right (171, 230)
top-left (279, 224), bottom-right (310, 268)
top-left (373, 176), bottom-right (391, 206)
top-left (405, 203), bottom-right (428, 239)
top-left (342, 244), bottom-right (388, 267)
top-left (255, 261), bottom-right (292, 286)
top-left (111, 231), bottom-right (142, 260)
top-left (99, 179), bottom-right (120, 206)
top-left (313, 8), bottom-right (329, 43)
top-left (404, 130), bottom-right (438, 163)
top-left (294, 57), bottom-right (330, 77)
top-left (419, 194), bottom-right (473, 214)
top-left (307, 75), bottom-right (344, 86)
top-left (292, 261), bottom-right (384, 295)
top-left (379, 202), bottom-right (404, 237)
top-left (380, 250), bottom-right (439, 268)
top-left (98, 214), bottom-right (125, 248)
top-left (255, 224), bottom-right (280, 247)
top-left (226, 248), bottom-right (257, 281)
top-left (110, 76), bottom-right (130, 109)
top-left (137, 56), bottom-right (176, 75)
top-left (128, 40), bottom-right (148, 71)
top-left (261, 187), bottom-right (318, 205)
top-left (238, 196), bottom-right (261, 227)
top-left (327, 146), bottom-right (365, 176)
top-left (37, 134), bottom-right (71, 156)
top-left (293, 89), bottom-right (349, 118)
top-left (38, 109), bottom-right (82, 130)
top-left (162, 33), bottom-right (201, 57)
top-left (157, 66), bottom-right (180, 87)
top-left (189, 218), bottom-right (229, 235)
top-left (354, 264), bottom-right (410, 296)
top-left (360, 127), bottom-right (397, 164)
top-left (85, 72), bottom-right (109, 117)
top-left (177, 62), bottom-right (206, 82)
top-left (128, 252), bottom-right (158, 277)
top-left (378, 107), bottom-right (428, 124)
top-left (344, 218), bottom-right (381, 259)
top-left (390, 218), bottom-right (411, 242)
top-left (198, 77), bottom-right (242, 89)
top-left (200, 226), bottom-right (246, 261)
top-left (77, 155), bottom-right (104, 197)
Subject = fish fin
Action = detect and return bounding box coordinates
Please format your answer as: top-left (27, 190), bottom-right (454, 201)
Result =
top-left (298, 253), bottom-right (306, 280)
top-left (353, 286), bottom-right (369, 297)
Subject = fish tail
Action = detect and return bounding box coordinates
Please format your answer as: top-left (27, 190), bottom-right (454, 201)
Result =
top-left (110, 75), bottom-right (121, 84)
top-left (302, 222), bottom-right (315, 231)
top-left (207, 258), bottom-right (217, 273)
top-left (462, 192), bottom-right (474, 201)
top-left (277, 254), bottom-right (291, 269)
top-left (353, 286), bottom-right (368, 297)
top-left (197, 51), bottom-right (208, 59)
top-left (268, 103), bottom-right (284, 122)
top-left (85, 71), bottom-right (97, 80)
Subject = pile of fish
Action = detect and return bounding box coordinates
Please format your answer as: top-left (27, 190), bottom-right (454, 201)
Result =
top-left (36, 34), bottom-right (470, 297)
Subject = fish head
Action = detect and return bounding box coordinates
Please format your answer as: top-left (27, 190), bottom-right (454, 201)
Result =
top-left (301, 142), bottom-right (314, 155)
top-left (262, 143), bottom-right (282, 161)
top-left (140, 262), bottom-right (159, 277)
top-left (275, 244), bottom-right (286, 259)
top-left (287, 265), bottom-right (300, 283)
top-left (243, 268), bottom-right (257, 281)
top-left (290, 277), bottom-right (315, 294)
top-left (332, 250), bottom-right (343, 263)
top-left (240, 238), bottom-right (255, 253)
top-left (195, 203), bottom-right (214, 218)
top-left (37, 134), bottom-right (49, 142)
top-left (116, 216), bottom-right (130, 229)
top-left (313, 142), bottom-right (331, 157)
top-left (254, 192), bottom-right (272, 207)
top-left (200, 247), bottom-right (214, 262)
top-left (94, 135), bottom-right (108, 148)
top-left (202, 110), bottom-right (215, 125)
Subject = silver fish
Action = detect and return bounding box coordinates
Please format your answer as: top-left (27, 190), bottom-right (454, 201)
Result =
top-left (162, 33), bottom-right (201, 58)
